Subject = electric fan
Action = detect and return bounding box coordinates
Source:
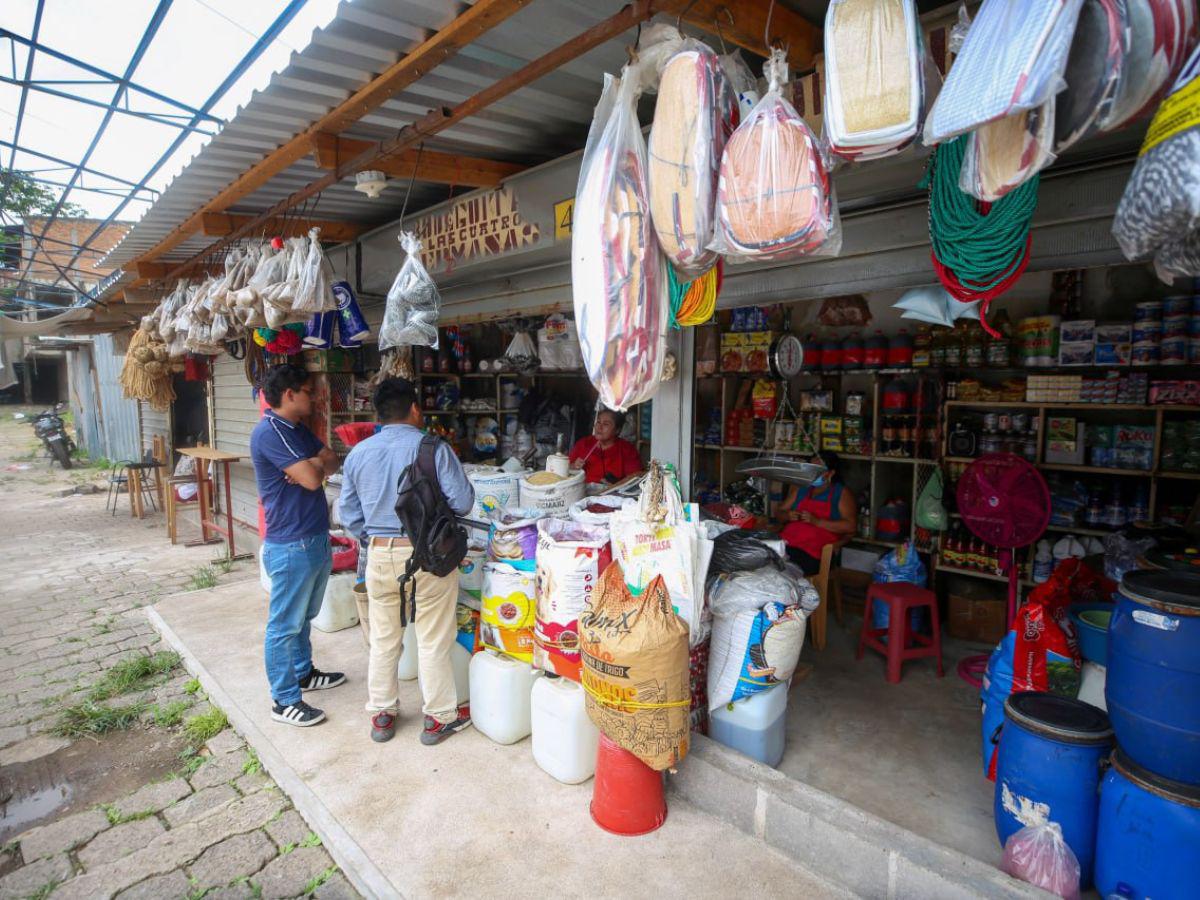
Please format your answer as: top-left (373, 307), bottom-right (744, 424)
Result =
top-left (956, 453), bottom-right (1051, 623)
top-left (955, 454), bottom-right (1050, 688)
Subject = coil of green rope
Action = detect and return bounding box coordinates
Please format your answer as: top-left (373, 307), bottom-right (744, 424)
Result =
top-left (920, 135), bottom-right (1039, 294)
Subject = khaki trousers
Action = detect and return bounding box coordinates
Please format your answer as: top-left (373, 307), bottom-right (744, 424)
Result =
top-left (364, 544), bottom-right (459, 724)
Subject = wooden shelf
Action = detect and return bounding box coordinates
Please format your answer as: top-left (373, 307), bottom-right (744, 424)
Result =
top-left (1039, 463), bottom-right (1153, 476)
top-left (1157, 470), bottom-right (1200, 480)
top-left (950, 512), bottom-right (1120, 539)
top-left (947, 400), bottom-right (1200, 413)
top-left (937, 565), bottom-right (1033, 587)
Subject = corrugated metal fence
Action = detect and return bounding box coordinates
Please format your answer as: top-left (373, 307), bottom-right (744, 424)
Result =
top-left (68, 336), bottom-right (141, 464)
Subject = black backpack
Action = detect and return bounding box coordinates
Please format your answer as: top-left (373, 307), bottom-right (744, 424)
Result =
top-left (393, 434), bottom-right (468, 625)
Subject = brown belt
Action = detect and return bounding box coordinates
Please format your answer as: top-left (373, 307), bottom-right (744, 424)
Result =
top-left (369, 536), bottom-right (411, 549)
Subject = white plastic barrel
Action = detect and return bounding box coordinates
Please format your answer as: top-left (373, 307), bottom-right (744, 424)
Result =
top-left (469, 649), bottom-right (537, 745)
top-left (418, 641), bottom-right (471, 705)
top-left (708, 682), bottom-right (789, 768)
top-left (397, 627), bottom-right (419, 681)
top-left (531, 675), bottom-right (599, 784)
top-left (312, 572), bottom-right (359, 633)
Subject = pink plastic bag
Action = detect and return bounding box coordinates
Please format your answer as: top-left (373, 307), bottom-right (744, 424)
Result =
top-left (1001, 823), bottom-right (1081, 900)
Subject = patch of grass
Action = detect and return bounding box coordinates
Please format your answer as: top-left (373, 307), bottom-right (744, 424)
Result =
top-left (300, 832), bottom-right (322, 849)
top-left (183, 678), bottom-right (202, 695)
top-left (176, 747), bottom-right (206, 779)
top-left (249, 882), bottom-right (263, 900)
top-left (28, 879), bottom-right (60, 900)
top-left (302, 867), bottom-right (337, 895)
top-left (241, 748), bottom-right (261, 776)
top-left (186, 875), bottom-right (209, 900)
top-left (183, 707), bottom-right (228, 746)
top-left (88, 651), bottom-right (180, 701)
top-left (52, 700), bottom-right (147, 738)
top-left (65, 636), bottom-right (82, 643)
top-left (95, 616), bottom-right (117, 635)
top-left (215, 558), bottom-right (234, 575)
top-left (99, 803), bottom-right (156, 826)
top-left (187, 566), bottom-right (219, 591)
top-left (151, 700), bottom-right (191, 728)
top-left (279, 842), bottom-right (296, 856)
top-left (1, 839), bottom-right (18, 855)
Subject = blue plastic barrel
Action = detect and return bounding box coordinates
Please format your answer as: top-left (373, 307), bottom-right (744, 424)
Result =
top-left (1095, 749), bottom-right (1200, 899)
top-left (1106, 571), bottom-right (1200, 785)
top-left (994, 692), bottom-right (1113, 889)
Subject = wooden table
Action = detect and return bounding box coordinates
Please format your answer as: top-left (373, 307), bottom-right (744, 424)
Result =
top-left (125, 462), bottom-right (163, 519)
top-left (177, 446), bottom-right (251, 563)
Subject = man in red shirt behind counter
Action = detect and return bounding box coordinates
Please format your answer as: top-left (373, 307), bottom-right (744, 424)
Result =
top-left (568, 408), bottom-right (643, 485)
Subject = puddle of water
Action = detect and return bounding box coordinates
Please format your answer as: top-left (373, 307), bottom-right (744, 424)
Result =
top-left (1, 780), bottom-right (73, 837)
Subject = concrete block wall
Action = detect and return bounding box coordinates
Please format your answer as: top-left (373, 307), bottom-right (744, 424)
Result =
top-left (668, 736), bottom-right (1046, 899)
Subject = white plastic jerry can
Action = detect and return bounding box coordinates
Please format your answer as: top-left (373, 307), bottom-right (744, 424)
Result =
top-left (708, 682), bottom-right (789, 768)
top-left (531, 675), bottom-right (599, 784)
top-left (469, 649), bottom-right (537, 745)
top-left (418, 641), bottom-right (471, 705)
top-left (397, 627), bottom-right (419, 681)
top-left (312, 572), bottom-right (359, 633)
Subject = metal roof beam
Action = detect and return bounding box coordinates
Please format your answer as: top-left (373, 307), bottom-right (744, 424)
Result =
top-left (0, 0), bottom-right (44, 213)
top-left (124, 0), bottom-right (536, 271)
top-left (0, 76), bottom-right (219, 136)
top-left (0, 28), bottom-right (225, 124)
top-left (310, 133), bottom-right (523, 187)
top-left (0, 140), bottom-right (160, 195)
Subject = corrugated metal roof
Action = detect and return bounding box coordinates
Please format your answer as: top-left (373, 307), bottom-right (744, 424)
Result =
top-left (102, 0), bottom-right (654, 271)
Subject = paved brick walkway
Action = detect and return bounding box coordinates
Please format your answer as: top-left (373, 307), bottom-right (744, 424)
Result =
top-left (0, 412), bottom-right (358, 899)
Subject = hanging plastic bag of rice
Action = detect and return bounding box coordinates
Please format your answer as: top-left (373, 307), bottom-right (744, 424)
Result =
top-left (580, 562), bottom-right (690, 770)
top-left (379, 232), bottom-right (441, 350)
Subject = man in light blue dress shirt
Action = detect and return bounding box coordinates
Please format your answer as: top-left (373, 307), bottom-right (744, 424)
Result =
top-left (338, 378), bottom-right (474, 745)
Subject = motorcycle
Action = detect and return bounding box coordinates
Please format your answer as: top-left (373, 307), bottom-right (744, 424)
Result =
top-left (31, 402), bottom-right (74, 469)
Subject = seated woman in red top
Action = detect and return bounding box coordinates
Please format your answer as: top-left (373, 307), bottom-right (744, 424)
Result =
top-left (777, 451), bottom-right (858, 575)
top-left (569, 409), bottom-right (643, 485)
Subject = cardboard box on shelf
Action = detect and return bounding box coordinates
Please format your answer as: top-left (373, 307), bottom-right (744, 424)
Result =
top-left (719, 331), bottom-right (776, 373)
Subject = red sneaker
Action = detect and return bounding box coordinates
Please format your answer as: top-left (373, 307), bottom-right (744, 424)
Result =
top-left (420, 707), bottom-right (472, 745)
top-left (370, 711), bottom-right (396, 743)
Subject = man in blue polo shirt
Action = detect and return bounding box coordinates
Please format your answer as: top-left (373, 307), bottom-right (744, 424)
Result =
top-left (251, 364), bottom-right (345, 727)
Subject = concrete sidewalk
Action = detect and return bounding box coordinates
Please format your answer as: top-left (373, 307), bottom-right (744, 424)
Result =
top-left (150, 582), bottom-right (851, 900)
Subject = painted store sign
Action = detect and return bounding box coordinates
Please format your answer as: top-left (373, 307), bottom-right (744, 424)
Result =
top-left (411, 187), bottom-right (539, 273)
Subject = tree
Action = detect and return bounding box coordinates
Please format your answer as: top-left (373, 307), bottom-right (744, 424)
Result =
top-left (1, 169), bottom-right (87, 220)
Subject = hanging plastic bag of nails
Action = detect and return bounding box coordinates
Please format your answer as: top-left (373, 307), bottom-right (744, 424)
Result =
top-left (379, 232), bottom-right (442, 351)
top-left (293, 227), bottom-right (337, 315)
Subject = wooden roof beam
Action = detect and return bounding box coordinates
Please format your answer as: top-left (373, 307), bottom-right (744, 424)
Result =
top-left (134, 260), bottom-right (222, 280)
top-left (311, 133), bottom-right (523, 187)
top-left (199, 212), bottom-right (365, 242)
top-left (670, 1), bottom-right (820, 71)
top-left (125, 0), bottom-right (534, 269)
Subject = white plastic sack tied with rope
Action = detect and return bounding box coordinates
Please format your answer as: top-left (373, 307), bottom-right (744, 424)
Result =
top-left (609, 465), bottom-right (712, 647)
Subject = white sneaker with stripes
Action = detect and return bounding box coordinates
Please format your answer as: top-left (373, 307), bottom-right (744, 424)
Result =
top-left (299, 667), bottom-right (346, 692)
top-left (271, 700), bottom-right (326, 727)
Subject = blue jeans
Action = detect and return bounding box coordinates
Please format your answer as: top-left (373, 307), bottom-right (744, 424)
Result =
top-left (263, 533), bottom-right (332, 706)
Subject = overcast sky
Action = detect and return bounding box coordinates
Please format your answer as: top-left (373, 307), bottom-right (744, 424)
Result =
top-left (2, 0), bottom-right (342, 223)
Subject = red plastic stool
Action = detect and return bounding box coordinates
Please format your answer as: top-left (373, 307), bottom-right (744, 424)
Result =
top-left (856, 582), bottom-right (944, 684)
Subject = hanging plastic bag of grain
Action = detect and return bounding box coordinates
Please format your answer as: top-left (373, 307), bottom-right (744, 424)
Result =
top-left (580, 563), bottom-right (690, 771)
top-left (379, 232), bottom-right (441, 350)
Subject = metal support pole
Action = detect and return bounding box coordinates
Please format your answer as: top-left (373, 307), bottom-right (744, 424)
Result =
top-left (650, 328), bottom-right (695, 502)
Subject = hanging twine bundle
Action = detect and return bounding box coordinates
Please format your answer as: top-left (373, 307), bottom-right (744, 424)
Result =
top-left (119, 328), bottom-right (177, 411)
top-left (921, 135), bottom-right (1039, 336)
top-left (667, 260), bottom-right (721, 327)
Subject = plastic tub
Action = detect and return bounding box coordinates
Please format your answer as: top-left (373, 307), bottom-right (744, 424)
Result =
top-left (531, 675), bottom-right (599, 784)
top-left (397, 627), bottom-right (418, 681)
top-left (709, 682), bottom-right (788, 768)
top-left (469, 649), bottom-right (537, 745)
top-left (994, 692), bottom-right (1113, 888)
top-left (1069, 602), bottom-right (1113, 665)
top-left (418, 640), bottom-right (471, 706)
top-left (1106, 571), bottom-right (1200, 784)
